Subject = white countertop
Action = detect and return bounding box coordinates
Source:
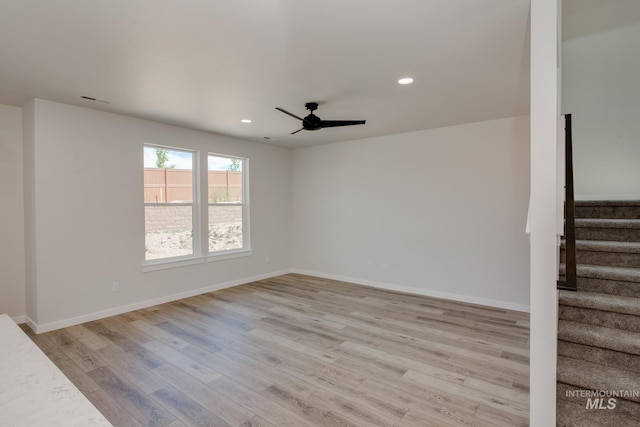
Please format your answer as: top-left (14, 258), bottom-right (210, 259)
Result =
top-left (0, 314), bottom-right (112, 426)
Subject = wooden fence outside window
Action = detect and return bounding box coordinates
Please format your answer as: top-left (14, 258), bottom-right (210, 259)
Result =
top-left (143, 168), bottom-right (242, 203)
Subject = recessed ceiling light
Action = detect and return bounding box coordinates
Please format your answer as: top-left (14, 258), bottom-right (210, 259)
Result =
top-left (241, 119), bottom-right (252, 124)
top-left (398, 77), bottom-right (414, 85)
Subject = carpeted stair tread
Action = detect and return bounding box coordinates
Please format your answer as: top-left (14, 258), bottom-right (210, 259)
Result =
top-left (560, 263), bottom-right (640, 283)
top-left (558, 320), bottom-right (640, 355)
top-left (576, 218), bottom-right (640, 229)
top-left (559, 304), bottom-right (640, 333)
top-left (557, 396), bottom-right (640, 427)
top-left (574, 277), bottom-right (640, 298)
top-left (558, 381), bottom-right (640, 422)
top-left (575, 200), bottom-right (640, 219)
top-left (575, 218), bottom-right (640, 242)
top-left (558, 340), bottom-right (640, 373)
top-left (576, 200), bottom-right (640, 207)
top-left (560, 241), bottom-right (640, 268)
top-left (559, 290), bottom-right (640, 316)
top-left (569, 240), bottom-right (640, 253)
top-left (579, 265), bottom-right (640, 282)
top-left (557, 356), bottom-right (640, 403)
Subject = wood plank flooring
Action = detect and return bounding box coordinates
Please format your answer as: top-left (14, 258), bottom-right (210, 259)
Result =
top-left (21, 274), bottom-right (530, 426)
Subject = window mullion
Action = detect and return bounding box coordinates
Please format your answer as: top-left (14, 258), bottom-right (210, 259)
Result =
top-left (200, 151), bottom-right (209, 257)
top-left (191, 150), bottom-right (201, 257)
top-left (242, 158), bottom-right (250, 250)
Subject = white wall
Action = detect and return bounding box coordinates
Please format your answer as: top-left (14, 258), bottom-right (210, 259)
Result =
top-left (291, 116), bottom-right (531, 311)
top-left (0, 104), bottom-right (25, 320)
top-left (24, 99), bottom-right (291, 331)
top-left (563, 17), bottom-right (640, 199)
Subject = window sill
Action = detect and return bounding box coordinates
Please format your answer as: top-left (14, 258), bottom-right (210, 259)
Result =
top-left (142, 256), bottom-right (204, 272)
top-left (142, 249), bottom-right (253, 272)
top-left (207, 248), bottom-right (253, 263)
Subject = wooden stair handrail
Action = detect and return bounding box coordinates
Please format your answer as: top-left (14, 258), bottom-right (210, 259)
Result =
top-left (558, 114), bottom-right (577, 291)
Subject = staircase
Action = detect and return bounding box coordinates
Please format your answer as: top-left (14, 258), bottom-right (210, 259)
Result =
top-left (557, 200), bottom-right (640, 426)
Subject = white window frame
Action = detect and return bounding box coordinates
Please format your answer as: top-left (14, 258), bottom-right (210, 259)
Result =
top-left (143, 144), bottom-right (201, 270)
top-left (142, 146), bottom-right (252, 272)
top-left (206, 153), bottom-right (251, 261)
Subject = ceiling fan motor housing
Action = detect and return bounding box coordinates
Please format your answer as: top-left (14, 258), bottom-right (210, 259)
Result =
top-left (303, 113), bottom-right (322, 130)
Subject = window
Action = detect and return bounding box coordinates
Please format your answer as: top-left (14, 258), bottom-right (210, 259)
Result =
top-left (208, 154), bottom-right (247, 253)
top-left (144, 146), bottom-right (197, 261)
top-left (143, 145), bottom-right (250, 267)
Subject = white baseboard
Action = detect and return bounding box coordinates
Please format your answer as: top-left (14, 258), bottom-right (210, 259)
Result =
top-left (24, 316), bottom-right (37, 333)
top-left (28, 267), bottom-right (529, 333)
top-left (291, 269), bottom-right (530, 313)
top-left (31, 269), bottom-right (292, 334)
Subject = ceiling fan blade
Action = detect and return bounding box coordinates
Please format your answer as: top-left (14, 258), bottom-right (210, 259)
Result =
top-left (290, 127), bottom-right (305, 135)
top-left (276, 107), bottom-right (304, 121)
top-left (319, 120), bottom-right (366, 128)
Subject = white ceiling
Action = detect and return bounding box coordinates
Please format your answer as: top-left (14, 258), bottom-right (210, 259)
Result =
top-left (0, 0), bottom-right (531, 148)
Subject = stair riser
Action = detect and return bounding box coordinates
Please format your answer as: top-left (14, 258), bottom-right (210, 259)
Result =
top-left (559, 305), bottom-right (640, 334)
top-left (577, 277), bottom-right (640, 298)
top-left (557, 356), bottom-right (640, 404)
top-left (561, 248), bottom-right (640, 268)
top-left (576, 227), bottom-right (640, 242)
top-left (576, 205), bottom-right (640, 220)
top-left (558, 340), bottom-right (640, 374)
top-left (557, 383), bottom-right (640, 424)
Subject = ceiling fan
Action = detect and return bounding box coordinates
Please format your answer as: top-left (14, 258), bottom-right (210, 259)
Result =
top-left (275, 102), bottom-right (366, 135)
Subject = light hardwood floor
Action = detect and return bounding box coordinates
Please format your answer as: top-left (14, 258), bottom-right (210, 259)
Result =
top-left (22, 274), bottom-right (530, 426)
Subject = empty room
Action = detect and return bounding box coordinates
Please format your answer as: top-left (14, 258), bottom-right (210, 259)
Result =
top-left (6, 1), bottom-right (635, 426)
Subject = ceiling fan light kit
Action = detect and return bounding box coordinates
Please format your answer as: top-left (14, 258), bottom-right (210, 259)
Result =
top-left (275, 102), bottom-right (366, 135)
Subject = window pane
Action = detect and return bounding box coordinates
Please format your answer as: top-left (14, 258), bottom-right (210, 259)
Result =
top-left (208, 156), bottom-right (243, 203)
top-left (145, 205), bottom-right (193, 260)
top-left (208, 155), bottom-right (244, 253)
top-left (144, 147), bottom-right (193, 203)
top-left (209, 205), bottom-right (243, 252)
